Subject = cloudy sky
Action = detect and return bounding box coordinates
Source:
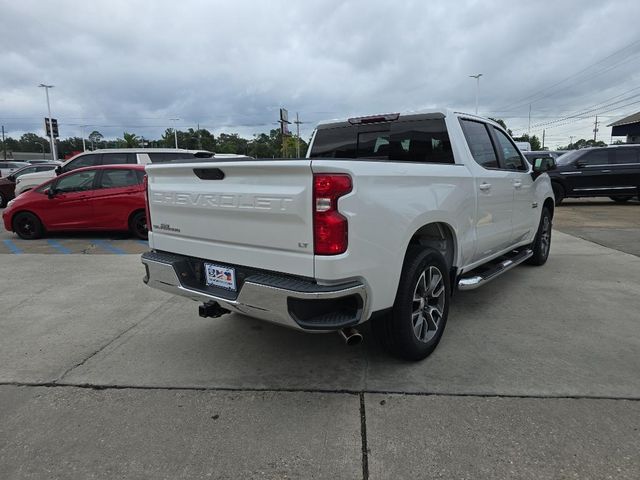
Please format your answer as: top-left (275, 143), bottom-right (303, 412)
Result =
top-left (1, 0), bottom-right (640, 148)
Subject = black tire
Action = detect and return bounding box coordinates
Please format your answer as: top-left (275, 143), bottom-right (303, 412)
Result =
top-left (129, 211), bottom-right (148, 240)
top-left (12, 212), bottom-right (44, 240)
top-left (610, 196), bottom-right (632, 203)
top-left (0, 192), bottom-right (6, 208)
top-left (526, 207), bottom-right (552, 266)
top-left (551, 182), bottom-right (564, 206)
top-left (372, 246), bottom-right (450, 361)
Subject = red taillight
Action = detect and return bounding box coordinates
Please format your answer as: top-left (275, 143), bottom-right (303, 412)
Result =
top-left (313, 174), bottom-right (352, 255)
top-left (143, 174), bottom-right (152, 232)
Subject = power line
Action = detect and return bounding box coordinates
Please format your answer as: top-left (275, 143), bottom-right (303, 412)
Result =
top-left (496, 36), bottom-right (640, 112)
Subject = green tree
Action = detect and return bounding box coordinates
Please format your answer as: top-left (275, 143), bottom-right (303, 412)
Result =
top-left (512, 133), bottom-right (541, 151)
top-left (19, 133), bottom-right (50, 153)
top-left (122, 132), bottom-right (139, 148)
top-left (58, 137), bottom-right (84, 158)
top-left (88, 130), bottom-right (103, 150)
top-left (560, 138), bottom-right (607, 150)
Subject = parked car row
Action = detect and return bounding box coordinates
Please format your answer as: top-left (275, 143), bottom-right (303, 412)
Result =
top-left (1, 148), bottom-right (240, 241)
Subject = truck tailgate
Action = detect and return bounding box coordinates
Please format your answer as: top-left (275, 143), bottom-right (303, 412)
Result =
top-left (145, 160), bottom-right (314, 277)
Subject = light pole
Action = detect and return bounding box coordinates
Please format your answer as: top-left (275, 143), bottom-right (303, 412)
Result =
top-left (170, 118), bottom-right (179, 148)
top-left (33, 142), bottom-right (44, 155)
top-left (38, 84), bottom-right (58, 160)
top-left (469, 73), bottom-right (483, 115)
top-left (80, 125), bottom-right (87, 151)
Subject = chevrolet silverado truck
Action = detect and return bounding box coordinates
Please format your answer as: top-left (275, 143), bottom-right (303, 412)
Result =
top-left (141, 110), bottom-right (555, 360)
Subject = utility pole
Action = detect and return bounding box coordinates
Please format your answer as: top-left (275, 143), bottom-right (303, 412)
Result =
top-left (294, 112), bottom-right (303, 158)
top-left (469, 74), bottom-right (482, 115)
top-left (593, 115), bottom-right (599, 142)
top-left (197, 122), bottom-right (202, 149)
top-left (569, 135), bottom-right (574, 147)
top-left (528, 104), bottom-right (532, 136)
top-left (39, 84), bottom-right (57, 161)
top-left (1, 125), bottom-right (6, 160)
top-left (542, 129), bottom-right (546, 150)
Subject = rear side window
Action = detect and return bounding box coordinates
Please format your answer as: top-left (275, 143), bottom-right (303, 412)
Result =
top-left (612, 149), bottom-right (639, 164)
top-left (98, 169), bottom-right (142, 189)
top-left (310, 119), bottom-right (454, 164)
top-left (102, 153), bottom-right (136, 165)
top-left (459, 119), bottom-right (498, 169)
top-left (62, 154), bottom-right (99, 173)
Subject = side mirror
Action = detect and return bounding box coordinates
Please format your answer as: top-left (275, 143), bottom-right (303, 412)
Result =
top-left (54, 166), bottom-right (62, 175)
top-left (7, 175), bottom-right (15, 183)
top-left (532, 158), bottom-right (555, 178)
top-left (47, 188), bottom-right (58, 199)
top-left (575, 160), bottom-right (586, 168)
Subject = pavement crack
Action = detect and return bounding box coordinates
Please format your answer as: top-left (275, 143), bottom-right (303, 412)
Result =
top-left (359, 393), bottom-right (370, 480)
top-left (53, 298), bottom-right (174, 382)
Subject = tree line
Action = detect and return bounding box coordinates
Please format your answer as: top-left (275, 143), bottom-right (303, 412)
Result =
top-left (1, 128), bottom-right (309, 159)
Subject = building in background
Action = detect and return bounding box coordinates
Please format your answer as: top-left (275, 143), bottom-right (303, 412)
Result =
top-left (608, 112), bottom-right (640, 144)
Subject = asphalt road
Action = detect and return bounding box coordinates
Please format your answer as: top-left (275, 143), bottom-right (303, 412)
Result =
top-left (554, 197), bottom-right (640, 256)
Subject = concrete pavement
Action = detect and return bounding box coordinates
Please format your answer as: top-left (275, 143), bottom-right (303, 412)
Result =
top-left (1, 230), bottom-right (639, 478)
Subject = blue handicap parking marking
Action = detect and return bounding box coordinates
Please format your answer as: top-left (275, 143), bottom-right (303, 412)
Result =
top-left (92, 239), bottom-right (126, 255)
top-left (3, 239), bottom-right (23, 254)
top-left (47, 239), bottom-right (72, 254)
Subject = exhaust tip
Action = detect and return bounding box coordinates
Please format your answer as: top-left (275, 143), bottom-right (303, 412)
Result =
top-left (339, 327), bottom-right (363, 346)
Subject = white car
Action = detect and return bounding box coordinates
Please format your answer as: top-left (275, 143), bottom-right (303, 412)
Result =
top-left (14, 148), bottom-right (215, 195)
top-left (141, 110), bottom-right (555, 360)
top-left (0, 161), bottom-right (30, 178)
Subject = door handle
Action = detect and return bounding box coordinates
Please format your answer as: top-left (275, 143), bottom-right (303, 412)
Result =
top-left (601, 170), bottom-right (611, 173)
top-left (513, 181), bottom-right (522, 189)
top-left (479, 183), bottom-right (491, 191)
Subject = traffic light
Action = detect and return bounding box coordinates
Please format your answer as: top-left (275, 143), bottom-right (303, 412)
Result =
top-left (44, 118), bottom-right (59, 138)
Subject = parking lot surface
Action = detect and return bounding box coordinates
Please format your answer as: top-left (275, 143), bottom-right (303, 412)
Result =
top-left (1, 205), bottom-right (639, 479)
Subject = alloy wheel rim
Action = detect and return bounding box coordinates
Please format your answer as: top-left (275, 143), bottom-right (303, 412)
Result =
top-left (18, 217), bottom-right (34, 237)
top-left (411, 266), bottom-right (446, 343)
top-left (541, 216), bottom-right (551, 257)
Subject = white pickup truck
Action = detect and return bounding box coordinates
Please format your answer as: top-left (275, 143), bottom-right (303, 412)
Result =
top-left (141, 110), bottom-right (555, 360)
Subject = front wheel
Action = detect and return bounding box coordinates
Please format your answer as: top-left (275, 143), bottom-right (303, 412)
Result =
top-left (0, 192), bottom-right (6, 208)
top-left (372, 246), bottom-right (450, 361)
top-left (526, 207), bottom-right (552, 266)
top-left (13, 212), bottom-right (44, 240)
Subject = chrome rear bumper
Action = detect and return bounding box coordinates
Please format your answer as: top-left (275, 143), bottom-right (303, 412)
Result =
top-left (141, 251), bottom-right (368, 331)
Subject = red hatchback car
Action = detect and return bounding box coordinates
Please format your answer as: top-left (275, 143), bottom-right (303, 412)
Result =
top-left (2, 165), bottom-right (148, 240)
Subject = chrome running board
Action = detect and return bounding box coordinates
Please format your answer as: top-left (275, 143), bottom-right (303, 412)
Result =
top-left (457, 249), bottom-right (533, 291)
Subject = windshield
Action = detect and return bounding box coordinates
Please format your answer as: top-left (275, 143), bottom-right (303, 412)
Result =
top-left (556, 150), bottom-right (582, 166)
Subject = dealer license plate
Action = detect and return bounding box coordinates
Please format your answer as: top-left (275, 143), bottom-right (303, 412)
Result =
top-left (204, 262), bottom-right (237, 291)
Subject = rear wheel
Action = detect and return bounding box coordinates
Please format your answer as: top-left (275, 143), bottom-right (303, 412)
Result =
top-left (129, 211), bottom-right (148, 240)
top-left (12, 212), bottom-right (44, 240)
top-left (610, 196), bottom-right (632, 203)
top-left (552, 182), bottom-right (565, 206)
top-left (372, 246), bottom-right (450, 361)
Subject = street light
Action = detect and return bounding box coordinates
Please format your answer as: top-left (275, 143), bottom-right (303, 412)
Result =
top-left (170, 118), bottom-right (180, 148)
top-left (469, 74), bottom-right (483, 115)
top-left (33, 142), bottom-right (44, 155)
top-left (38, 84), bottom-right (58, 160)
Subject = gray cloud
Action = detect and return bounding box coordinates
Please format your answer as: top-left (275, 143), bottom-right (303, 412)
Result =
top-left (1, 0), bottom-right (639, 147)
